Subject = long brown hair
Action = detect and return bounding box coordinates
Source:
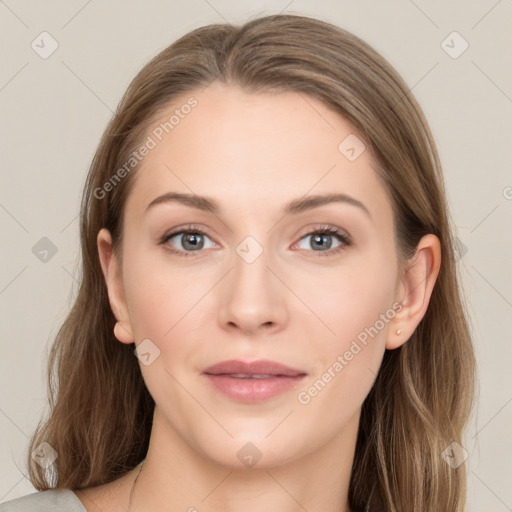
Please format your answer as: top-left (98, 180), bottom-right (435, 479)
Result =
top-left (27, 14), bottom-right (476, 511)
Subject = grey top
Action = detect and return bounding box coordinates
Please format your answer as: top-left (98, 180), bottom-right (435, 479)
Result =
top-left (0, 489), bottom-right (86, 512)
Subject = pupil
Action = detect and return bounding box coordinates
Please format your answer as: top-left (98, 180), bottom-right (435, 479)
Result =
top-left (183, 233), bottom-right (203, 250)
top-left (312, 233), bottom-right (332, 250)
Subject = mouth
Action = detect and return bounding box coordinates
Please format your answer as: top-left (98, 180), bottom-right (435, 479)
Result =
top-left (202, 359), bottom-right (307, 403)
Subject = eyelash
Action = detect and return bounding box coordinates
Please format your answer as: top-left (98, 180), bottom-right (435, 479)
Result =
top-left (159, 224), bottom-right (352, 258)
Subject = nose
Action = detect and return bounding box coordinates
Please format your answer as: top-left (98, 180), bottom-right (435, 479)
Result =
top-left (217, 246), bottom-right (288, 336)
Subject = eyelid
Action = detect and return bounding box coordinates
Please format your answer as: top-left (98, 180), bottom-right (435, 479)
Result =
top-left (160, 223), bottom-right (211, 242)
top-left (295, 224), bottom-right (352, 244)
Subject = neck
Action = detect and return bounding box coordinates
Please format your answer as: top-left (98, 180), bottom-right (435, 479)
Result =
top-left (129, 407), bottom-right (358, 512)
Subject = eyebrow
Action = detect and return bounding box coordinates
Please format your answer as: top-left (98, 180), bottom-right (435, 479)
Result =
top-left (145, 191), bottom-right (371, 219)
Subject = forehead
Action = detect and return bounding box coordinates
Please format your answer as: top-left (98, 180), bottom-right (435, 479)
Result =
top-left (123, 83), bottom-right (393, 229)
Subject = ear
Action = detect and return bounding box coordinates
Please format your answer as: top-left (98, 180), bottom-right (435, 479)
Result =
top-left (97, 228), bottom-right (134, 344)
top-left (386, 234), bottom-right (441, 350)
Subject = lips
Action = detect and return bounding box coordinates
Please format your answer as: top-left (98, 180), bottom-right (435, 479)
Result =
top-left (202, 359), bottom-right (306, 378)
top-left (202, 359), bottom-right (307, 403)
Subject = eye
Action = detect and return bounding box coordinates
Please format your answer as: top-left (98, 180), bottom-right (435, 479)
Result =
top-left (295, 226), bottom-right (351, 256)
top-left (161, 226), bottom-right (217, 256)
top-left (160, 224), bottom-right (351, 257)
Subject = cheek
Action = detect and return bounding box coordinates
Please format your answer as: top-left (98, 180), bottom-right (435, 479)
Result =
top-left (121, 246), bottom-right (216, 340)
top-left (120, 249), bottom-right (213, 411)
top-left (297, 253), bottom-right (397, 346)
top-left (291, 284), bottom-right (392, 438)
top-left (293, 253), bottom-right (397, 402)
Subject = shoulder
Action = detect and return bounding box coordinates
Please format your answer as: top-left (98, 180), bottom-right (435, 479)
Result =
top-left (0, 489), bottom-right (86, 512)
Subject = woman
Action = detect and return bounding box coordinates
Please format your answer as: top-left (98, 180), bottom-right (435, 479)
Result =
top-left (1, 13), bottom-right (475, 512)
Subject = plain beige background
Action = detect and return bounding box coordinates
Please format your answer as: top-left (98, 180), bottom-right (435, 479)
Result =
top-left (0, 0), bottom-right (511, 509)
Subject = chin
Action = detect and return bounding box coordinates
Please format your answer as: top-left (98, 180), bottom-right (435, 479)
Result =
top-left (192, 430), bottom-right (306, 471)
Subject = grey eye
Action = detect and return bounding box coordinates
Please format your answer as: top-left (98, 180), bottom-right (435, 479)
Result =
top-left (297, 232), bottom-right (342, 251)
top-left (167, 231), bottom-right (215, 252)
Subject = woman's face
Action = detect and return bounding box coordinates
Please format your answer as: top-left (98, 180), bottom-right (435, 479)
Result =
top-left (101, 83), bottom-right (407, 469)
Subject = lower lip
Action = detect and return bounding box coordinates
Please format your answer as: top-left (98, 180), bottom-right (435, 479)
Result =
top-left (203, 374), bottom-right (306, 403)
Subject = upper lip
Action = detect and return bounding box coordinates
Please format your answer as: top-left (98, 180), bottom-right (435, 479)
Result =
top-left (202, 359), bottom-right (307, 377)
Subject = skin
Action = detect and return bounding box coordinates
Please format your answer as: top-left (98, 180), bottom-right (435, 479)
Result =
top-left (76, 82), bottom-right (441, 512)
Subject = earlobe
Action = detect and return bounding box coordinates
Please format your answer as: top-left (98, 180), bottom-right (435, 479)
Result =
top-left (97, 228), bottom-right (134, 344)
top-left (113, 321), bottom-right (134, 344)
top-left (386, 234), bottom-right (441, 350)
